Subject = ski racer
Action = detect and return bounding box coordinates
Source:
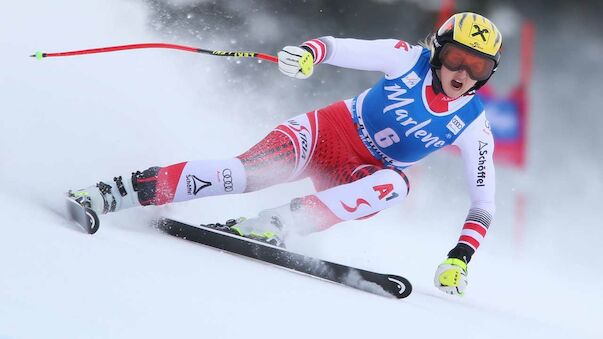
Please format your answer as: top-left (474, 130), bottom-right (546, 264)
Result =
top-left (70, 12), bottom-right (502, 296)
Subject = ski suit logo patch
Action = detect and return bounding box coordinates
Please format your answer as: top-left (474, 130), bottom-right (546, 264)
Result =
top-left (340, 198), bottom-right (371, 213)
top-left (186, 175), bottom-right (212, 195)
top-left (373, 184), bottom-right (399, 201)
top-left (476, 141), bottom-right (488, 187)
top-left (446, 115), bottom-right (465, 135)
top-left (402, 71), bottom-right (421, 89)
top-left (220, 168), bottom-right (234, 192)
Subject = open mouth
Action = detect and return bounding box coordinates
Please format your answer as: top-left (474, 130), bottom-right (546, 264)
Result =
top-left (451, 79), bottom-right (463, 90)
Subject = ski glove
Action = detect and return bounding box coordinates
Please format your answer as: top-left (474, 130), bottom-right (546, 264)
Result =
top-left (434, 258), bottom-right (468, 296)
top-left (278, 46), bottom-right (314, 79)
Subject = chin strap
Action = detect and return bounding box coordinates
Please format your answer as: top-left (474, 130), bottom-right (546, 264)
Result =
top-left (431, 66), bottom-right (444, 95)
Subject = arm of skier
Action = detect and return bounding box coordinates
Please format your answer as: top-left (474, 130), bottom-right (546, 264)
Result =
top-left (278, 36), bottom-right (423, 79)
top-left (434, 112), bottom-right (496, 296)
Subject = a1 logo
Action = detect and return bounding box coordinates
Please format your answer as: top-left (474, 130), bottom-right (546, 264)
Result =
top-left (373, 184), bottom-right (399, 201)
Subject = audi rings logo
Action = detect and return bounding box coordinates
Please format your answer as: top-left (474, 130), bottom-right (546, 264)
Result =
top-left (222, 168), bottom-right (234, 192)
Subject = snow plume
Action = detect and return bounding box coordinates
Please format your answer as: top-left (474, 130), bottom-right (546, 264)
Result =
top-left (341, 269), bottom-right (393, 298)
top-left (299, 256), bottom-right (393, 298)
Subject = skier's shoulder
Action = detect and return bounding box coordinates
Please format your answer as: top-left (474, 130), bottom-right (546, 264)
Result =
top-left (453, 100), bottom-right (493, 147)
top-left (384, 38), bottom-right (424, 53)
top-left (377, 39), bottom-right (426, 78)
top-left (386, 38), bottom-right (425, 62)
top-left (466, 93), bottom-right (486, 114)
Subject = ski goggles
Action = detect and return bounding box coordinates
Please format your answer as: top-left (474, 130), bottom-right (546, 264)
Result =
top-left (439, 43), bottom-right (495, 81)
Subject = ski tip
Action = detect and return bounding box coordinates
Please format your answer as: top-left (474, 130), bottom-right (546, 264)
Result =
top-left (85, 207), bottom-right (100, 234)
top-left (387, 275), bottom-right (412, 299)
top-left (65, 195), bottom-right (100, 235)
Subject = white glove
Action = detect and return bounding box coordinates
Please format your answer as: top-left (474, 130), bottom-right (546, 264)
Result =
top-left (434, 258), bottom-right (468, 296)
top-left (277, 46), bottom-right (314, 79)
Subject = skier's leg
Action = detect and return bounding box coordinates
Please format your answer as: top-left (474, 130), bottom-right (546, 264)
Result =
top-left (232, 166), bottom-right (410, 242)
top-left (236, 129), bottom-right (298, 192)
top-left (70, 114), bottom-right (306, 215)
top-left (228, 101), bottom-right (411, 242)
top-left (70, 158), bottom-right (248, 215)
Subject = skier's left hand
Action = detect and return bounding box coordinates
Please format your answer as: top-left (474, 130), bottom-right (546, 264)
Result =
top-left (434, 258), bottom-right (468, 296)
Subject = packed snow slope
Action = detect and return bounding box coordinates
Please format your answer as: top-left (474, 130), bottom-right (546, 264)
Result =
top-left (0, 1), bottom-right (601, 339)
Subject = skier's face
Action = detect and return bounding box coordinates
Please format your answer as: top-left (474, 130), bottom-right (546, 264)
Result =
top-left (438, 66), bottom-right (478, 99)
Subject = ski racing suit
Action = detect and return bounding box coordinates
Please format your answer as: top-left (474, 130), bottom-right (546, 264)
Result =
top-left (93, 37), bottom-right (495, 263)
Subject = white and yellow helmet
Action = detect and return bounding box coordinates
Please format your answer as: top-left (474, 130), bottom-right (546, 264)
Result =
top-left (431, 12), bottom-right (503, 90)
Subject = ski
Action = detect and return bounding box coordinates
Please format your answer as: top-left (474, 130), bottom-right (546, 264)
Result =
top-left (65, 195), bottom-right (100, 234)
top-left (158, 218), bottom-right (412, 299)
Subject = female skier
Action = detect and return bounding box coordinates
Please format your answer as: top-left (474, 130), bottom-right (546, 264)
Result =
top-left (71, 12), bottom-right (502, 296)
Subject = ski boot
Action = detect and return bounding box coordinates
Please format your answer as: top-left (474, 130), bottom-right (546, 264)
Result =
top-left (68, 167), bottom-right (161, 215)
top-left (204, 213), bottom-right (286, 248)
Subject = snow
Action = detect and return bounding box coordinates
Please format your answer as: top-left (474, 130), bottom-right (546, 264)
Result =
top-left (1, 1), bottom-right (601, 339)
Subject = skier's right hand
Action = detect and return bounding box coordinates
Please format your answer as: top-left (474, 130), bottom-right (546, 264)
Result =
top-left (278, 46), bottom-right (314, 79)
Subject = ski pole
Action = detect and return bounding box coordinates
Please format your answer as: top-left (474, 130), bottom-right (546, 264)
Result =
top-left (30, 42), bottom-right (278, 63)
